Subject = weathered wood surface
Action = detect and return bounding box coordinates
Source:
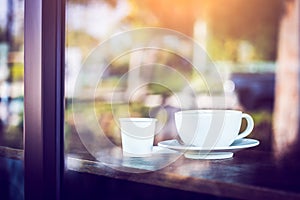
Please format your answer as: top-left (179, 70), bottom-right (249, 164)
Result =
top-left (1, 144), bottom-right (300, 200)
top-left (66, 148), bottom-right (300, 200)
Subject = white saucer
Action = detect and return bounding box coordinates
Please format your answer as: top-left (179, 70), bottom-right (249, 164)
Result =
top-left (158, 138), bottom-right (259, 159)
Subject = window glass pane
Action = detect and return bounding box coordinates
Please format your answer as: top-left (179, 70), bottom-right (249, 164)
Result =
top-left (0, 1), bottom-right (24, 199)
top-left (65, 0), bottom-right (280, 164)
top-left (0, 0), bottom-right (24, 149)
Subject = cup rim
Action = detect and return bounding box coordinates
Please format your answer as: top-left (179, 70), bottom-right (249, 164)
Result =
top-left (175, 109), bottom-right (242, 115)
top-left (119, 117), bottom-right (157, 122)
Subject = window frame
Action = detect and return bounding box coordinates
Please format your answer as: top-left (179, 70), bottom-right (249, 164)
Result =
top-left (24, 0), bottom-right (65, 199)
top-left (22, 0), bottom-right (300, 200)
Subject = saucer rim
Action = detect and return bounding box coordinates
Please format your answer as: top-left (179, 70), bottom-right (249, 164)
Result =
top-left (157, 138), bottom-right (260, 151)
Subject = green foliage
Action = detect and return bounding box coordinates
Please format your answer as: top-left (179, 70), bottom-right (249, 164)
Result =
top-left (67, 30), bottom-right (99, 59)
top-left (0, 28), bottom-right (5, 42)
top-left (68, 0), bottom-right (117, 7)
top-left (148, 83), bottom-right (173, 96)
top-left (125, 0), bottom-right (282, 61)
top-left (93, 101), bottom-right (150, 119)
top-left (11, 63), bottom-right (24, 81)
top-left (205, 0), bottom-right (282, 61)
top-left (207, 38), bottom-right (239, 61)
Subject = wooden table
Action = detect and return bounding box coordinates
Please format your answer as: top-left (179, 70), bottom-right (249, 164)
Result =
top-left (1, 144), bottom-right (300, 200)
top-left (65, 146), bottom-right (300, 200)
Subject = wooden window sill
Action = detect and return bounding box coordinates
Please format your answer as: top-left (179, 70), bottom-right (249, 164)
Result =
top-left (1, 146), bottom-right (300, 200)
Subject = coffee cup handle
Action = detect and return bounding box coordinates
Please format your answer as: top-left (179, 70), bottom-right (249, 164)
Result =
top-left (236, 113), bottom-right (254, 140)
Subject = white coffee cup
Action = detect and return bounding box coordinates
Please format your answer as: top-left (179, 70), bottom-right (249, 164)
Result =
top-left (119, 118), bottom-right (157, 157)
top-left (174, 110), bottom-right (254, 148)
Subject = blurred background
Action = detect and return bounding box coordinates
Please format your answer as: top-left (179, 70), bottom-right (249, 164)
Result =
top-left (65, 0), bottom-right (281, 155)
top-left (1, 0), bottom-right (299, 199)
top-left (0, 0), bottom-right (24, 149)
top-left (0, 0), bottom-right (288, 153)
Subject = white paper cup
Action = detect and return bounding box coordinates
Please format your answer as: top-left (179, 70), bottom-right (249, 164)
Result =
top-left (119, 118), bottom-right (157, 157)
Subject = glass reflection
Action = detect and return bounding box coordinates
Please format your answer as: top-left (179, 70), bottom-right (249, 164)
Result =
top-left (65, 0), bottom-right (281, 161)
top-left (0, 0), bottom-right (24, 149)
